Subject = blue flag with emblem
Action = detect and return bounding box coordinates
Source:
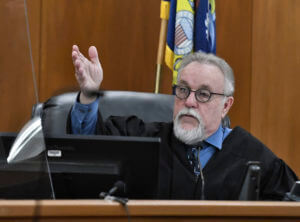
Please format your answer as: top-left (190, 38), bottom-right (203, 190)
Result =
top-left (164, 0), bottom-right (216, 85)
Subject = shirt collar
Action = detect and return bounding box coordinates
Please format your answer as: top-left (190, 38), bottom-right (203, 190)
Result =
top-left (204, 125), bottom-right (224, 150)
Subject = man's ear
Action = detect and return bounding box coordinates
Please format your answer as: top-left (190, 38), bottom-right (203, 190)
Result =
top-left (222, 96), bottom-right (234, 118)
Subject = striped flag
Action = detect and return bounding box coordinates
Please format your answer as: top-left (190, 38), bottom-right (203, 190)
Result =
top-left (164, 0), bottom-right (216, 85)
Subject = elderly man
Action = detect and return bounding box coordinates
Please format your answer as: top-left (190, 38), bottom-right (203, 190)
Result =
top-left (69, 45), bottom-right (297, 200)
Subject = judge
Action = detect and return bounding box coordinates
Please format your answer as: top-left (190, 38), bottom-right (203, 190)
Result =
top-left (69, 45), bottom-right (297, 200)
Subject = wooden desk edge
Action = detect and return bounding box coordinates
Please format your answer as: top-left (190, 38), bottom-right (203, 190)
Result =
top-left (0, 200), bottom-right (300, 217)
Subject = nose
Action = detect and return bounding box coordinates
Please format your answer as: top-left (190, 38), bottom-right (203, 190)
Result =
top-left (184, 92), bottom-right (198, 108)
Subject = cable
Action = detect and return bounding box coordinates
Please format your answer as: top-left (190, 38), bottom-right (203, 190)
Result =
top-left (99, 181), bottom-right (131, 222)
top-left (107, 196), bottom-right (131, 222)
top-left (23, 0), bottom-right (39, 104)
top-left (44, 152), bottom-right (56, 199)
top-left (196, 146), bottom-right (205, 200)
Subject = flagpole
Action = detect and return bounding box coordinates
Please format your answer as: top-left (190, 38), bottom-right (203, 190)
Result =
top-left (155, 19), bottom-right (167, 93)
top-left (155, 1), bottom-right (169, 94)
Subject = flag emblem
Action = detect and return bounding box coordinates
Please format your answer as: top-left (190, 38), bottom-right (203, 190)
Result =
top-left (174, 11), bottom-right (193, 55)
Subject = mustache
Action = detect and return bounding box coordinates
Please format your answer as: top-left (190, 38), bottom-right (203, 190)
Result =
top-left (177, 108), bottom-right (201, 122)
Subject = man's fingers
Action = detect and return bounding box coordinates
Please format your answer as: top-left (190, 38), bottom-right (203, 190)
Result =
top-left (72, 51), bottom-right (78, 64)
top-left (79, 67), bottom-right (85, 76)
top-left (72, 45), bottom-right (102, 91)
top-left (75, 66), bottom-right (85, 81)
top-left (74, 59), bottom-right (82, 70)
top-left (72, 45), bottom-right (80, 53)
top-left (72, 45), bottom-right (86, 63)
top-left (72, 45), bottom-right (86, 66)
top-left (73, 45), bottom-right (95, 65)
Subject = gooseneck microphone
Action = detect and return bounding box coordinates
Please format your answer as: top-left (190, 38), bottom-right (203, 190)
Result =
top-left (107, 180), bottom-right (126, 196)
top-left (100, 181), bottom-right (130, 221)
top-left (99, 180), bottom-right (127, 203)
top-left (99, 180), bottom-right (130, 222)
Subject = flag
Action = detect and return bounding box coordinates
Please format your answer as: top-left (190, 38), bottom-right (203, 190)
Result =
top-left (164, 0), bottom-right (216, 85)
top-left (195, 0), bottom-right (216, 53)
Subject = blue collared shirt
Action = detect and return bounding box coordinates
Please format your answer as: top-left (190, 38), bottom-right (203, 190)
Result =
top-left (71, 97), bottom-right (99, 134)
top-left (198, 125), bottom-right (232, 169)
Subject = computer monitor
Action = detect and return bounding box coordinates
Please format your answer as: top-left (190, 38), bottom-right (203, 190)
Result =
top-left (0, 132), bottom-right (161, 199)
top-left (0, 132), bottom-right (52, 199)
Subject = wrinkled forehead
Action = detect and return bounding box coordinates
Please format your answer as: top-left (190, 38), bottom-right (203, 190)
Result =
top-left (178, 62), bottom-right (225, 91)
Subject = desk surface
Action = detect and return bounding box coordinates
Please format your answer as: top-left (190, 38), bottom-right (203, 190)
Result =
top-left (0, 200), bottom-right (300, 221)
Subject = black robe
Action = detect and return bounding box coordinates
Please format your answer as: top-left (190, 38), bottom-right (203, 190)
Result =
top-left (67, 114), bottom-right (298, 200)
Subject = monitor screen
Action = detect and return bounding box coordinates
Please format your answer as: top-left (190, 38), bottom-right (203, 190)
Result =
top-left (0, 132), bottom-right (52, 199)
top-left (0, 132), bottom-right (161, 199)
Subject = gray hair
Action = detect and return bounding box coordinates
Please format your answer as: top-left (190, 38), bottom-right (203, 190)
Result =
top-left (177, 52), bottom-right (235, 96)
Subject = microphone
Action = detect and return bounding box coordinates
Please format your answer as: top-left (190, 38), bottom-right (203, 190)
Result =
top-left (239, 161), bottom-right (261, 200)
top-left (100, 181), bottom-right (130, 221)
top-left (100, 181), bottom-right (128, 205)
top-left (283, 181), bottom-right (300, 201)
top-left (100, 180), bottom-right (126, 198)
top-left (107, 180), bottom-right (126, 196)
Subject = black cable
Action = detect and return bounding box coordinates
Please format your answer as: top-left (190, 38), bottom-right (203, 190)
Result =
top-left (99, 195), bottom-right (130, 222)
top-left (44, 152), bottom-right (56, 199)
top-left (99, 182), bottom-right (130, 222)
top-left (113, 196), bottom-right (131, 222)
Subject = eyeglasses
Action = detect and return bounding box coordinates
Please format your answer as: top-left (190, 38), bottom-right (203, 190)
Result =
top-left (174, 85), bottom-right (228, 103)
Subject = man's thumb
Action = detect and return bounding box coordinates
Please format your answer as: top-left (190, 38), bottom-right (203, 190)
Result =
top-left (88, 46), bottom-right (100, 64)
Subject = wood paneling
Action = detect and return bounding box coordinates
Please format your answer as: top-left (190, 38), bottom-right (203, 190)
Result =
top-left (39, 0), bottom-right (165, 101)
top-left (216, 0), bottom-right (253, 130)
top-left (251, 0), bottom-right (300, 175)
top-left (0, 0), bottom-right (255, 132)
top-left (0, 0), bottom-right (41, 132)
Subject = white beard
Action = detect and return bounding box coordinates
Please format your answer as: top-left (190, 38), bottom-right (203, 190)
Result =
top-left (173, 108), bottom-right (205, 145)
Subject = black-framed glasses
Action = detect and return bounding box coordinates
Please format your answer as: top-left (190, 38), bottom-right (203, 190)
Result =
top-left (174, 85), bottom-right (227, 103)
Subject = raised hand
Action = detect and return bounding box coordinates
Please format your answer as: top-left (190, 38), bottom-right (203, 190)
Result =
top-left (72, 45), bottom-right (103, 103)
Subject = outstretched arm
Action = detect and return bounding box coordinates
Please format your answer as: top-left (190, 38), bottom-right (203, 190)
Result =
top-left (70, 45), bottom-right (103, 134)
